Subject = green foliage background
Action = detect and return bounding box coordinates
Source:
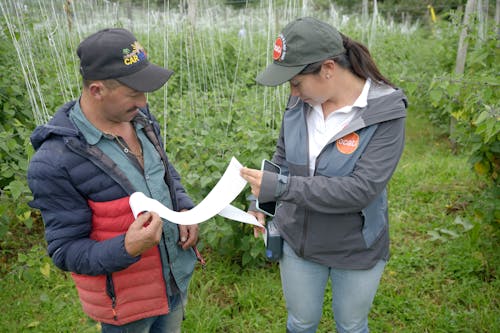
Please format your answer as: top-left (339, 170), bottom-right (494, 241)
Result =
top-left (0, 0), bottom-right (498, 264)
top-left (0, 0), bottom-right (498, 265)
top-left (0, 0), bottom-right (498, 331)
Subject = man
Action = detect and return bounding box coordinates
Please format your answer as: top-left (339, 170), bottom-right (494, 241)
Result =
top-left (27, 28), bottom-right (200, 332)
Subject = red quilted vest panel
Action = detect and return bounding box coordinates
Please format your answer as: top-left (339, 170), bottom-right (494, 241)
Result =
top-left (71, 196), bottom-right (169, 325)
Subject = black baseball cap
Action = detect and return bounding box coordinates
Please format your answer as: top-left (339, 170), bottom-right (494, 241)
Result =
top-left (256, 17), bottom-right (346, 86)
top-left (77, 28), bottom-right (173, 92)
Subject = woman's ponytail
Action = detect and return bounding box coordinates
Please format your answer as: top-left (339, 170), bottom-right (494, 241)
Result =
top-left (300, 32), bottom-right (395, 88)
top-left (338, 33), bottom-right (394, 87)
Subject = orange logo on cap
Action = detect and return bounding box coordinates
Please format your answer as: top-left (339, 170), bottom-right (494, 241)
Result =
top-left (273, 37), bottom-right (283, 60)
top-left (336, 132), bottom-right (359, 154)
top-left (273, 34), bottom-right (287, 61)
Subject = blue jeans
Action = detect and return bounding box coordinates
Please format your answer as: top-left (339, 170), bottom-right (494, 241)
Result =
top-left (101, 294), bottom-right (184, 333)
top-left (280, 241), bottom-right (386, 333)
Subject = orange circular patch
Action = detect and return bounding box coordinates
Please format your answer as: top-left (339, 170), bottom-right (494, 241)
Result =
top-left (336, 132), bottom-right (359, 154)
top-left (273, 37), bottom-right (283, 60)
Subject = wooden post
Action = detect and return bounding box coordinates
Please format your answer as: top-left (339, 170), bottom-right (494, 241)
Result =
top-left (476, 0), bottom-right (489, 47)
top-left (126, 0), bottom-right (133, 31)
top-left (451, 0), bottom-right (476, 151)
top-left (496, 0), bottom-right (500, 43)
top-left (369, 0), bottom-right (378, 48)
top-left (455, 0), bottom-right (476, 75)
top-left (362, 0), bottom-right (369, 44)
top-left (188, 0), bottom-right (197, 27)
top-left (63, 0), bottom-right (73, 31)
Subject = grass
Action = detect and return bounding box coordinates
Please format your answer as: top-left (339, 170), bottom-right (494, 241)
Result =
top-left (0, 108), bottom-right (498, 332)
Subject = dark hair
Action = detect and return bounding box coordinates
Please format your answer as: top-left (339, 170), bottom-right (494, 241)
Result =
top-left (300, 33), bottom-right (394, 87)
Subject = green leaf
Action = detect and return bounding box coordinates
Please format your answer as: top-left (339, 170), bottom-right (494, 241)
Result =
top-left (474, 111), bottom-right (489, 125)
top-left (427, 230), bottom-right (446, 242)
top-left (439, 228), bottom-right (459, 238)
top-left (446, 83), bottom-right (460, 96)
top-left (27, 321), bottom-right (40, 328)
top-left (39, 292), bottom-right (50, 302)
top-left (40, 262), bottom-right (51, 278)
top-left (429, 89), bottom-right (442, 106)
top-left (454, 216), bottom-right (473, 231)
top-left (5, 179), bottom-right (26, 200)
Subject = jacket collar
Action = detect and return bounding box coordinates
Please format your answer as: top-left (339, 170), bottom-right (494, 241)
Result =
top-left (30, 99), bottom-right (153, 151)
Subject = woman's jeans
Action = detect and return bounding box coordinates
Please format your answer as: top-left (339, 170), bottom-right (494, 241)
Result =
top-left (280, 241), bottom-right (386, 333)
top-left (100, 293), bottom-right (184, 333)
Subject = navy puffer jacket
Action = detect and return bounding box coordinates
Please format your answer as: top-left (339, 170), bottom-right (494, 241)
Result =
top-left (27, 100), bottom-right (194, 275)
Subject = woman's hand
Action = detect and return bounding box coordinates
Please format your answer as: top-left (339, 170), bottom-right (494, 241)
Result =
top-left (248, 210), bottom-right (266, 238)
top-left (240, 167), bottom-right (263, 197)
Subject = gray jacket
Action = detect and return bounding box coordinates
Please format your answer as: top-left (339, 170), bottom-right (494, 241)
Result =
top-left (258, 84), bottom-right (407, 269)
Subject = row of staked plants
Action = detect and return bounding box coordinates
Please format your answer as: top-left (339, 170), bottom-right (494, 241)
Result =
top-left (401, 10), bottom-right (499, 226)
top-left (0, 6), bottom-right (498, 271)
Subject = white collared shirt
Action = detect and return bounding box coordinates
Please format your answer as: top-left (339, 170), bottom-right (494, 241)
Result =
top-left (307, 79), bottom-right (371, 176)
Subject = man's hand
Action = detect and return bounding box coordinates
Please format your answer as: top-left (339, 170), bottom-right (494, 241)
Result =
top-left (178, 225), bottom-right (199, 250)
top-left (240, 167), bottom-right (263, 197)
top-left (124, 211), bottom-right (163, 257)
top-left (178, 209), bottom-right (199, 250)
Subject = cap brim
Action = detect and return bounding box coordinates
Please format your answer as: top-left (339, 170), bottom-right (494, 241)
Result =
top-left (256, 62), bottom-right (306, 86)
top-left (116, 63), bottom-right (173, 92)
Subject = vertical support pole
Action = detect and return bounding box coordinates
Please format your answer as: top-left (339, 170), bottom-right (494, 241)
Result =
top-left (451, 0), bottom-right (476, 151)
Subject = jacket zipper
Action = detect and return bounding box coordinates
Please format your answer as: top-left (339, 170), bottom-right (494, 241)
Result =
top-left (105, 274), bottom-right (118, 321)
top-left (300, 112), bottom-right (312, 257)
top-left (299, 209), bottom-right (309, 257)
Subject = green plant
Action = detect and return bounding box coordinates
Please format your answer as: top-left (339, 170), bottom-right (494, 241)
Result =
top-left (0, 20), bottom-right (37, 240)
top-left (0, 1), bottom-right (498, 330)
top-left (406, 10), bottom-right (500, 229)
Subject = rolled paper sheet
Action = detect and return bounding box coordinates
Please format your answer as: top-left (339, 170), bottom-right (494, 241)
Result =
top-left (129, 157), bottom-right (263, 228)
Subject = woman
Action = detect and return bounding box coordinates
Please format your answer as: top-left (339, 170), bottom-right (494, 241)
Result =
top-left (241, 17), bottom-right (407, 333)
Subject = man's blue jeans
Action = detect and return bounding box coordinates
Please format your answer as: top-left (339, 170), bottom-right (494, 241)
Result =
top-left (280, 241), bottom-right (386, 333)
top-left (100, 293), bottom-right (184, 333)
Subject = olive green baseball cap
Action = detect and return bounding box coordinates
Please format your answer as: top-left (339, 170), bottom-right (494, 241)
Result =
top-left (256, 17), bottom-right (345, 86)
